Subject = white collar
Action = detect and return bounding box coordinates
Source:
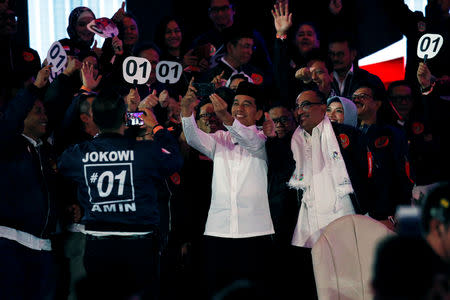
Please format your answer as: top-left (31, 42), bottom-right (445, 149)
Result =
top-left (21, 134), bottom-right (43, 147)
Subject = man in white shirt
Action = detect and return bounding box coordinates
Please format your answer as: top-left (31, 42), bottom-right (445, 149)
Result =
top-left (181, 80), bottom-right (274, 297)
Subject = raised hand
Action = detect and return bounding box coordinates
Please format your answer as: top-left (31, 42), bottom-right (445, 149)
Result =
top-left (210, 93), bottom-right (233, 125)
top-left (112, 36), bottom-right (124, 55)
top-left (180, 78), bottom-right (199, 117)
top-left (34, 64), bottom-right (52, 88)
top-left (63, 56), bottom-right (82, 76)
top-left (271, 2), bottom-right (292, 36)
top-left (262, 112), bottom-right (276, 138)
top-left (125, 88), bottom-right (141, 112)
top-left (81, 61), bottom-right (102, 91)
top-left (139, 89), bottom-right (159, 110)
top-left (295, 67), bottom-right (312, 83)
top-left (417, 62), bottom-right (432, 89)
top-left (183, 49), bottom-right (199, 68)
top-left (211, 71), bottom-right (226, 89)
top-left (159, 90), bottom-right (170, 108)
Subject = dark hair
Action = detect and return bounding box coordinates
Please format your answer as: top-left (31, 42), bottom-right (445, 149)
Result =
top-left (223, 25), bottom-right (254, 50)
top-left (133, 41), bottom-right (161, 57)
top-left (195, 98), bottom-right (212, 120)
top-left (306, 48), bottom-right (334, 73)
top-left (328, 30), bottom-right (357, 51)
top-left (92, 91), bottom-right (126, 131)
top-left (358, 81), bottom-right (387, 102)
top-left (421, 182), bottom-right (450, 234)
top-left (387, 80), bottom-right (412, 96)
top-left (299, 88), bottom-right (327, 104)
top-left (154, 16), bottom-right (185, 53)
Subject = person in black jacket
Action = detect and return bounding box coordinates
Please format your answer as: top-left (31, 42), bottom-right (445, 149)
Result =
top-left (0, 65), bottom-right (59, 299)
top-left (352, 82), bottom-right (413, 231)
top-left (58, 91), bottom-right (183, 299)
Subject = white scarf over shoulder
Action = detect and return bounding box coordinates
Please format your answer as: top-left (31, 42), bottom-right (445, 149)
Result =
top-left (288, 116), bottom-right (355, 247)
top-left (288, 116), bottom-right (354, 209)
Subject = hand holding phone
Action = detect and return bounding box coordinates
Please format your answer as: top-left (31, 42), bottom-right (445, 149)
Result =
top-left (192, 82), bottom-right (215, 97)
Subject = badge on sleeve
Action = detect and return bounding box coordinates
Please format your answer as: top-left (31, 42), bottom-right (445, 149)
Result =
top-left (339, 133), bottom-right (350, 149)
top-left (170, 172), bottom-right (181, 185)
top-left (374, 136), bottom-right (390, 148)
top-left (251, 73), bottom-right (263, 85)
top-left (22, 51), bottom-right (35, 62)
top-left (411, 122), bottom-right (424, 135)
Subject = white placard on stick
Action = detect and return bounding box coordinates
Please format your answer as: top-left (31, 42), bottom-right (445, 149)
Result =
top-left (122, 56), bottom-right (151, 85)
top-left (156, 61), bottom-right (183, 84)
top-left (417, 33), bottom-right (444, 60)
top-left (87, 18), bottom-right (119, 38)
top-left (46, 41), bottom-right (68, 83)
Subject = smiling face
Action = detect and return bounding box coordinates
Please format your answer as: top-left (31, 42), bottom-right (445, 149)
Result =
top-left (231, 94), bottom-right (262, 127)
top-left (164, 20), bottom-right (182, 50)
top-left (352, 87), bottom-right (381, 122)
top-left (122, 17), bottom-right (139, 46)
top-left (75, 11), bottom-right (95, 42)
top-left (309, 60), bottom-right (332, 95)
top-left (295, 90), bottom-right (326, 134)
top-left (295, 24), bottom-right (319, 55)
top-left (23, 100), bottom-right (48, 140)
top-left (326, 101), bottom-right (344, 124)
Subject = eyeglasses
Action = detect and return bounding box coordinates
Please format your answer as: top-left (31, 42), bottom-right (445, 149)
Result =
top-left (199, 112), bottom-right (216, 118)
top-left (295, 101), bottom-right (323, 111)
top-left (208, 5), bottom-right (232, 14)
top-left (272, 116), bottom-right (291, 124)
top-left (352, 93), bottom-right (372, 101)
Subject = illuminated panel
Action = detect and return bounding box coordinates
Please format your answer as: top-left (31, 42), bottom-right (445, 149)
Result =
top-left (358, 0), bottom-right (426, 86)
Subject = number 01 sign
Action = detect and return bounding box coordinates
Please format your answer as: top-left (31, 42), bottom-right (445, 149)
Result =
top-left (417, 33), bottom-right (444, 60)
top-left (46, 41), bottom-right (68, 83)
top-left (122, 56), bottom-right (151, 85)
top-left (156, 61), bottom-right (183, 84)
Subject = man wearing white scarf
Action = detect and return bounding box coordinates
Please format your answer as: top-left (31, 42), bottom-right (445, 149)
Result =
top-left (289, 89), bottom-right (357, 248)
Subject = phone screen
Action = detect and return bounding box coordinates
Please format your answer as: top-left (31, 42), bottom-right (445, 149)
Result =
top-left (126, 111), bottom-right (145, 126)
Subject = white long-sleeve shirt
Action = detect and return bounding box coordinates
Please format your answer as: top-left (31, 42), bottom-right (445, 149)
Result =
top-left (181, 115), bottom-right (274, 238)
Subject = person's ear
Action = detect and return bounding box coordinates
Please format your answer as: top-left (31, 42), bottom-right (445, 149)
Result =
top-left (256, 109), bottom-right (263, 121)
top-left (350, 49), bottom-right (357, 62)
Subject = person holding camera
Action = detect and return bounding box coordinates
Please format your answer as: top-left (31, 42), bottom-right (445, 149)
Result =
top-left (58, 91), bottom-right (183, 299)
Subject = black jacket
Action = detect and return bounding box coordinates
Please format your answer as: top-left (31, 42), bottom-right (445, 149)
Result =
top-left (0, 86), bottom-right (57, 238)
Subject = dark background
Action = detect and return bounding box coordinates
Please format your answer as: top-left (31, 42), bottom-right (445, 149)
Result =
top-left (11, 0), bottom-right (404, 60)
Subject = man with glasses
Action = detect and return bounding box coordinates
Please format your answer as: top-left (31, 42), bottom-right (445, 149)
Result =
top-left (264, 88), bottom-right (367, 299)
top-left (352, 82), bottom-right (413, 231)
